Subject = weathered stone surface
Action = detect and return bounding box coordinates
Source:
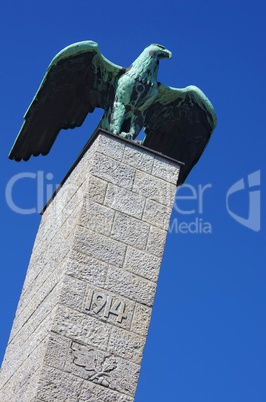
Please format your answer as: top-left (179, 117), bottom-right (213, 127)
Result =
top-left (24, 229), bottom-right (74, 289)
top-left (73, 225), bottom-right (126, 267)
top-left (105, 183), bottom-right (145, 219)
top-left (52, 305), bottom-right (111, 349)
top-left (43, 333), bottom-right (72, 371)
top-left (61, 204), bottom-right (83, 239)
top-left (0, 131), bottom-right (180, 401)
top-left (97, 133), bottom-right (125, 160)
top-left (43, 334), bottom-right (139, 398)
top-left (152, 155), bottom-right (180, 184)
top-left (87, 176), bottom-right (108, 204)
top-left (122, 144), bottom-right (154, 173)
top-left (111, 212), bottom-right (150, 249)
top-left (0, 333), bottom-right (48, 399)
top-left (133, 169), bottom-right (176, 207)
top-left (91, 152), bottom-right (136, 190)
top-left (143, 198), bottom-right (173, 230)
top-left (105, 266), bottom-right (156, 306)
top-left (6, 282), bottom-right (60, 354)
top-left (124, 246), bottom-right (161, 282)
top-left (131, 303), bottom-right (152, 337)
top-left (58, 275), bottom-right (87, 311)
top-left (108, 327), bottom-right (145, 364)
top-left (80, 381), bottom-right (134, 402)
top-left (146, 225), bottom-right (168, 257)
top-left (11, 267), bottom-right (63, 340)
top-left (80, 198), bottom-right (115, 236)
top-left (66, 250), bottom-right (108, 287)
top-left (0, 313), bottom-right (53, 391)
top-left (36, 365), bottom-right (83, 401)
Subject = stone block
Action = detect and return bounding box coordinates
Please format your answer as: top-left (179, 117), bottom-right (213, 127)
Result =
top-left (62, 205), bottom-right (83, 239)
top-left (111, 212), bottom-right (150, 249)
top-left (80, 198), bottom-right (115, 236)
top-left (66, 250), bottom-right (108, 287)
top-left (131, 303), bottom-right (152, 337)
top-left (97, 133), bottom-right (125, 160)
top-left (105, 266), bottom-right (156, 306)
top-left (108, 327), bottom-right (145, 365)
top-left (124, 246), bottom-right (161, 282)
top-left (146, 225), bottom-right (168, 258)
top-left (90, 152), bottom-right (136, 190)
top-left (87, 176), bottom-right (108, 204)
top-left (58, 275), bottom-right (87, 311)
top-left (35, 365), bottom-right (83, 401)
top-left (104, 183), bottom-right (145, 219)
top-left (133, 170), bottom-right (176, 207)
top-left (73, 225), bottom-right (126, 267)
top-left (19, 232), bottom-right (74, 306)
top-left (2, 307), bottom-right (56, 381)
top-left (122, 143), bottom-right (154, 173)
top-left (43, 333), bottom-right (72, 371)
top-left (152, 155), bottom-right (180, 184)
top-left (143, 198), bottom-right (173, 230)
top-left (0, 336), bottom-right (47, 401)
top-left (52, 305), bottom-right (111, 349)
top-left (80, 381), bottom-right (134, 402)
top-left (12, 267), bottom-right (62, 338)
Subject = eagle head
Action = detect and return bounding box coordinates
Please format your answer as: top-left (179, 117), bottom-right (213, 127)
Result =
top-left (146, 44), bottom-right (172, 60)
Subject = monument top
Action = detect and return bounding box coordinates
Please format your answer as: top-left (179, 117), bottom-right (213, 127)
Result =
top-left (8, 40), bottom-right (216, 185)
top-left (40, 128), bottom-right (183, 215)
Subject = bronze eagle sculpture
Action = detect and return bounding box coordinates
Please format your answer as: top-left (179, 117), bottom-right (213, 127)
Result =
top-left (8, 40), bottom-right (217, 185)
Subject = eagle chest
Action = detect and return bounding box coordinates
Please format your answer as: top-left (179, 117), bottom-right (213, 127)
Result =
top-left (116, 75), bottom-right (158, 111)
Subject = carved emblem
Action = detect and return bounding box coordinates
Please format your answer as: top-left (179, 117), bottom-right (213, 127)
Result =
top-left (72, 342), bottom-right (117, 387)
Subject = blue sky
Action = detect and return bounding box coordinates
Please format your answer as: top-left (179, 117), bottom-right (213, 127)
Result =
top-left (1, 1), bottom-right (265, 401)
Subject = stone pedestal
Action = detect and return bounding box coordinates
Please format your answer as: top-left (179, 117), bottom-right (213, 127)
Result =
top-left (0, 130), bottom-right (180, 401)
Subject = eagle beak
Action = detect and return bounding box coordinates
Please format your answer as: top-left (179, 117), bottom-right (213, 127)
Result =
top-left (166, 50), bottom-right (172, 59)
top-left (161, 49), bottom-right (172, 59)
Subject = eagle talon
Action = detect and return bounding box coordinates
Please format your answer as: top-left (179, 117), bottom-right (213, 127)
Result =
top-left (119, 132), bottom-right (134, 141)
top-left (133, 140), bottom-right (143, 145)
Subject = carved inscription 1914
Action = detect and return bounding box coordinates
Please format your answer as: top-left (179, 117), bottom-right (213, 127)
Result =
top-left (85, 289), bottom-right (128, 324)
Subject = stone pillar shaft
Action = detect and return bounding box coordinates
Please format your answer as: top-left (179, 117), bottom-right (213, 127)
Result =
top-left (0, 130), bottom-right (179, 401)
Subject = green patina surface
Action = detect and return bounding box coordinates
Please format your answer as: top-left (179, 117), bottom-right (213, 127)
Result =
top-left (9, 40), bottom-right (217, 185)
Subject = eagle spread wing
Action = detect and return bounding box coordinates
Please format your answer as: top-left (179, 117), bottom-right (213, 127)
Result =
top-left (9, 41), bottom-right (217, 186)
top-left (9, 41), bottom-right (125, 161)
top-left (143, 84), bottom-right (217, 185)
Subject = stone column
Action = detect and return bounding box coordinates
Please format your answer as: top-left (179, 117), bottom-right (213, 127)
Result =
top-left (0, 130), bottom-right (180, 401)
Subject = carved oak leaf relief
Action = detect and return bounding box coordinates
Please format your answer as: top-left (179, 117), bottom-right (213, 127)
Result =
top-left (71, 342), bottom-right (117, 387)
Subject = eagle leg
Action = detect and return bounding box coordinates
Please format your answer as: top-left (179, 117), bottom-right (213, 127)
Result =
top-left (118, 110), bottom-right (144, 141)
top-left (128, 111), bottom-right (143, 140)
top-left (109, 101), bottom-right (126, 135)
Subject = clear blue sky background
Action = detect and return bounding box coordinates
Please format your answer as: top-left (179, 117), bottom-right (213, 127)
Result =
top-left (1, 1), bottom-right (265, 401)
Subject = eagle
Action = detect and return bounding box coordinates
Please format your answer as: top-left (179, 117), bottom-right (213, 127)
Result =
top-left (8, 40), bottom-right (217, 185)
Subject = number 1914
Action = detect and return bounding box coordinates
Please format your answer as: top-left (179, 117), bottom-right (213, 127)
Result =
top-left (85, 290), bottom-right (128, 323)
